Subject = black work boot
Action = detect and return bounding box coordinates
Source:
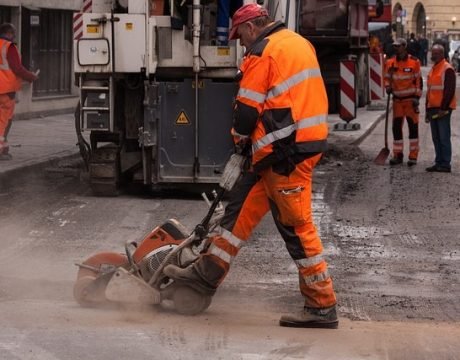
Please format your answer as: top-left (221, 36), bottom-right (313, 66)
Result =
top-left (407, 159), bottom-right (417, 167)
top-left (164, 264), bottom-right (217, 296)
top-left (389, 155), bottom-right (403, 165)
top-left (279, 306), bottom-right (339, 329)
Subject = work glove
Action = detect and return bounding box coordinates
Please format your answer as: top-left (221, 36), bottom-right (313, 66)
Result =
top-left (234, 138), bottom-right (252, 157)
top-left (412, 98), bottom-right (420, 113)
top-left (385, 87), bottom-right (392, 94)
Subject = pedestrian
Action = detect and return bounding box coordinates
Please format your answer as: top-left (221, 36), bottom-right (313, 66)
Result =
top-left (425, 44), bottom-right (457, 173)
top-left (384, 35), bottom-right (395, 59)
top-left (419, 34), bottom-right (429, 66)
top-left (384, 38), bottom-right (423, 166)
top-left (164, 3), bottom-right (338, 329)
top-left (407, 32), bottom-right (421, 59)
top-left (0, 23), bottom-right (38, 160)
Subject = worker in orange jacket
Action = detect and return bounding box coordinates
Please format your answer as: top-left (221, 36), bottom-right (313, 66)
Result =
top-left (164, 4), bottom-right (338, 329)
top-left (384, 38), bottom-right (422, 166)
top-left (425, 44), bottom-right (457, 172)
top-left (0, 23), bottom-right (38, 160)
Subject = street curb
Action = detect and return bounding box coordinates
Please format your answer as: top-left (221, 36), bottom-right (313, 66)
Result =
top-left (0, 152), bottom-right (81, 189)
top-left (350, 111), bottom-right (386, 146)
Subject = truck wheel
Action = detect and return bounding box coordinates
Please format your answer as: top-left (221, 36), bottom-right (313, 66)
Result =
top-left (172, 286), bottom-right (212, 315)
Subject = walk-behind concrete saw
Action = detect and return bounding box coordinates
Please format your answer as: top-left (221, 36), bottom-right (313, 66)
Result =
top-left (73, 153), bottom-right (246, 315)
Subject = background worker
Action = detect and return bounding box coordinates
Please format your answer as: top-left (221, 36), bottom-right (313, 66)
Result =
top-left (0, 23), bottom-right (38, 160)
top-left (425, 44), bottom-right (457, 173)
top-left (384, 38), bottom-right (423, 167)
top-left (165, 3), bottom-right (338, 329)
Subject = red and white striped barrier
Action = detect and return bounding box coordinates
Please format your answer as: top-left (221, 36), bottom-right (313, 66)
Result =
top-left (339, 59), bottom-right (356, 122)
top-left (369, 53), bottom-right (384, 101)
top-left (73, 0), bottom-right (93, 40)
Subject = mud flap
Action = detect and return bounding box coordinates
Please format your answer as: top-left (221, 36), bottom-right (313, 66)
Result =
top-left (105, 268), bottom-right (161, 304)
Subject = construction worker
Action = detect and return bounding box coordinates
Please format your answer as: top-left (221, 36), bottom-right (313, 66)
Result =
top-left (425, 44), bottom-right (457, 173)
top-left (384, 38), bottom-right (422, 166)
top-left (165, 3), bottom-right (338, 329)
top-left (0, 23), bottom-right (38, 160)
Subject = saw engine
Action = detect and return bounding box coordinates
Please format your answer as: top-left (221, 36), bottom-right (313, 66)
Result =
top-left (73, 218), bottom-right (212, 315)
top-left (73, 154), bottom-right (245, 315)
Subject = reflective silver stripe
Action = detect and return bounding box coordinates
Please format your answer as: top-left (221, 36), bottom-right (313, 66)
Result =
top-left (0, 42), bottom-right (10, 70)
top-left (209, 244), bottom-right (232, 264)
top-left (393, 88), bottom-right (418, 96)
top-left (237, 87), bottom-right (266, 105)
top-left (392, 74), bottom-right (416, 80)
top-left (295, 254), bottom-right (324, 268)
top-left (267, 68), bottom-right (322, 99)
top-left (252, 114), bottom-right (327, 152)
top-left (303, 270), bottom-right (330, 285)
top-left (219, 227), bottom-right (244, 249)
top-left (216, 27), bottom-right (228, 33)
top-left (429, 85), bottom-right (443, 90)
top-left (394, 140), bottom-right (403, 144)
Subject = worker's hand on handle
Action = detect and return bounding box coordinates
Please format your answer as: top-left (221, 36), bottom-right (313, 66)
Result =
top-left (385, 87), bottom-right (392, 95)
top-left (412, 98), bottom-right (420, 113)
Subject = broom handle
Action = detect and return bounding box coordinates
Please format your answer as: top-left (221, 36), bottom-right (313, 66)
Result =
top-left (384, 93), bottom-right (391, 149)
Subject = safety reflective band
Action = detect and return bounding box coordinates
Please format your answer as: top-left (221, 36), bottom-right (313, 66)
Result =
top-left (390, 73), bottom-right (418, 80)
top-left (295, 254), bottom-right (324, 268)
top-left (428, 85), bottom-right (444, 90)
top-left (266, 68), bottom-right (322, 99)
top-left (303, 270), bottom-right (330, 285)
top-left (237, 87), bottom-right (266, 105)
top-left (0, 42), bottom-right (10, 70)
top-left (393, 88), bottom-right (418, 96)
top-left (209, 243), bottom-right (232, 264)
top-left (409, 139), bottom-right (419, 151)
top-left (252, 114), bottom-right (327, 152)
top-left (219, 227), bottom-right (244, 249)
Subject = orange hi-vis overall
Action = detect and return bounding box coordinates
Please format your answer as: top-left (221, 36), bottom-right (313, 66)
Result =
top-left (0, 38), bottom-right (21, 152)
top-left (194, 22), bottom-right (336, 309)
top-left (427, 59), bottom-right (457, 110)
top-left (384, 55), bottom-right (422, 160)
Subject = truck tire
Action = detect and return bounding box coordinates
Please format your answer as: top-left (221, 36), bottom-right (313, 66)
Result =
top-left (89, 145), bottom-right (121, 196)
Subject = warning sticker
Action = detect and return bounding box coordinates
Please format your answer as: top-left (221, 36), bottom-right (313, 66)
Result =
top-left (125, 22), bottom-right (133, 30)
top-left (176, 111), bottom-right (190, 125)
top-left (86, 24), bottom-right (99, 34)
top-left (217, 47), bottom-right (230, 56)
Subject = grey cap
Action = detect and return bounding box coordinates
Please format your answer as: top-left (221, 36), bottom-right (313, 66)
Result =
top-left (393, 38), bottom-right (407, 47)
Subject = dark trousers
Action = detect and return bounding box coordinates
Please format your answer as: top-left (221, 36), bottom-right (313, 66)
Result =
top-left (428, 109), bottom-right (452, 168)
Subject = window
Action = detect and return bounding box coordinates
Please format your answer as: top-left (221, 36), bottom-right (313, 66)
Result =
top-left (0, 6), bottom-right (12, 24)
top-left (27, 9), bottom-right (73, 97)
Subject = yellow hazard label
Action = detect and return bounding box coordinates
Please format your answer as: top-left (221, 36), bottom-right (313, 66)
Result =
top-left (192, 80), bottom-right (204, 89)
top-left (217, 47), bottom-right (230, 56)
top-left (86, 24), bottom-right (99, 34)
top-left (176, 111), bottom-right (190, 125)
top-left (125, 22), bottom-right (133, 30)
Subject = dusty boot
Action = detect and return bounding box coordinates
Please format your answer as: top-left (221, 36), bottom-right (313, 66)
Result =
top-left (389, 155), bottom-right (403, 165)
top-left (164, 264), bottom-right (217, 296)
top-left (279, 306), bottom-right (339, 329)
top-left (407, 159), bottom-right (417, 167)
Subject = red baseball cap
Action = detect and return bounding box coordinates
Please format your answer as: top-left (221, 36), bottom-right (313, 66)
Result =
top-left (229, 4), bottom-right (269, 40)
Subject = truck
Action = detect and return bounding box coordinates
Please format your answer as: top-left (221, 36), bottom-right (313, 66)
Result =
top-left (74, 0), bottom-right (370, 196)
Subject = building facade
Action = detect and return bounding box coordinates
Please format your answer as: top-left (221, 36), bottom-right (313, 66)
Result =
top-left (0, 0), bottom-right (81, 118)
top-left (392, 1), bottom-right (460, 42)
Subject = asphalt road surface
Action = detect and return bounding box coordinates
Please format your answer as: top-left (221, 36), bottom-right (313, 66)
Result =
top-left (0, 90), bottom-right (459, 359)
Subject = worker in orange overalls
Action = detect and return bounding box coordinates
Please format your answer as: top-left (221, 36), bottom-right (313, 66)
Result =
top-left (165, 4), bottom-right (338, 329)
top-left (0, 23), bottom-right (38, 160)
top-left (384, 37), bottom-right (422, 166)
